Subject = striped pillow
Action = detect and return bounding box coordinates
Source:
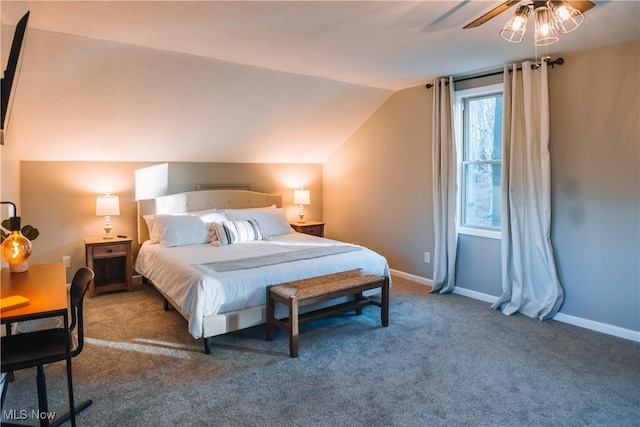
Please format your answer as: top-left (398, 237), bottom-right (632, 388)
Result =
top-left (208, 220), bottom-right (263, 246)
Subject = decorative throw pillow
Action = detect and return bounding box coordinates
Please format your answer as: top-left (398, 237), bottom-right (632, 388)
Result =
top-left (208, 219), bottom-right (263, 246)
top-left (225, 208), bottom-right (294, 238)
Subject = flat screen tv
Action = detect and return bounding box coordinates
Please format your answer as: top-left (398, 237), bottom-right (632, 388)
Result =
top-left (1, 11), bottom-right (30, 145)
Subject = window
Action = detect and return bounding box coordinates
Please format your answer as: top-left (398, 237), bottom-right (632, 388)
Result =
top-left (455, 84), bottom-right (503, 239)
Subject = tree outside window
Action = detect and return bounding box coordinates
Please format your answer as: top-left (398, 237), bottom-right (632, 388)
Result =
top-left (460, 91), bottom-right (503, 231)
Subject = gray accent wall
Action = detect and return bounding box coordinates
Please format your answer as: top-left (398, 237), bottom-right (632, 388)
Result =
top-left (456, 235), bottom-right (501, 297)
top-left (324, 41), bottom-right (639, 333)
top-left (549, 42), bottom-right (639, 331)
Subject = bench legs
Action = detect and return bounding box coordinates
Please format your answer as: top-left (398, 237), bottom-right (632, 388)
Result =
top-left (266, 288), bottom-right (301, 357)
top-left (266, 277), bottom-right (389, 358)
top-left (355, 292), bottom-right (363, 315)
top-left (381, 277), bottom-right (389, 327)
top-left (289, 300), bottom-right (299, 357)
top-left (266, 286), bottom-right (275, 342)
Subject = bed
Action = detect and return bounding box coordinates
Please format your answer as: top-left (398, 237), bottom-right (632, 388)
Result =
top-left (135, 189), bottom-right (390, 354)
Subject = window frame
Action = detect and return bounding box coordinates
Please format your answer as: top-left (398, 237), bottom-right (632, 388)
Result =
top-left (454, 83), bottom-right (503, 240)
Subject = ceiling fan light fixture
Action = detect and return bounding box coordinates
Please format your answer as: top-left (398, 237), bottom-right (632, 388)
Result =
top-left (549, 0), bottom-right (584, 34)
top-left (500, 5), bottom-right (531, 43)
top-left (534, 6), bottom-right (559, 46)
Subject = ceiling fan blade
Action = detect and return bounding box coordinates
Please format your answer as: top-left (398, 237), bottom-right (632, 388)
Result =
top-left (463, 0), bottom-right (522, 29)
top-left (563, 0), bottom-right (596, 13)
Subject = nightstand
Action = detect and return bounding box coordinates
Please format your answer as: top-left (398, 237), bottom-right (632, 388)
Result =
top-left (84, 236), bottom-right (133, 297)
top-left (290, 221), bottom-right (325, 237)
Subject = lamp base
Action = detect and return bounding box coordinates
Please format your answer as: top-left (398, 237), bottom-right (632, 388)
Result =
top-left (103, 218), bottom-right (113, 239)
top-left (9, 260), bottom-right (29, 273)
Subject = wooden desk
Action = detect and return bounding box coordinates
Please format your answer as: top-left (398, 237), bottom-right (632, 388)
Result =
top-left (1, 262), bottom-right (71, 427)
top-left (1, 262), bottom-right (68, 324)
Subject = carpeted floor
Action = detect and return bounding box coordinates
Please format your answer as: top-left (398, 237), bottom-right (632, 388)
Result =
top-left (2, 276), bottom-right (639, 426)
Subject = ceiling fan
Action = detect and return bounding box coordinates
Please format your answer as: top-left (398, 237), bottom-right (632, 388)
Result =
top-left (463, 0), bottom-right (596, 29)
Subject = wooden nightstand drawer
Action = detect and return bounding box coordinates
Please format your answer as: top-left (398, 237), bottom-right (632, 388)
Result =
top-left (91, 243), bottom-right (128, 258)
top-left (301, 224), bottom-right (323, 236)
top-left (290, 221), bottom-right (325, 238)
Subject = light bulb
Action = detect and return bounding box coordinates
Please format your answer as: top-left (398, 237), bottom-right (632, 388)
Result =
top-left (539, 22), bottom-right (551, 35)
top-left (1, 217), bottom-right (33, 273)
top-left (1, 230), bottom-right (32, 267)
top-left (555, 5), bottom-right (571, 21)
top-left (512, 16), bottom-right (526, 30)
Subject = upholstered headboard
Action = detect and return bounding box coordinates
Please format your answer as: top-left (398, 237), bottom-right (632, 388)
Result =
top-left (137, 189), bottom-right (282, 244)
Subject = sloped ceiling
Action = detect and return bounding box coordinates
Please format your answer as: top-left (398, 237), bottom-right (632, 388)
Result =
top-left (1, 1), bottom-right (638, 163)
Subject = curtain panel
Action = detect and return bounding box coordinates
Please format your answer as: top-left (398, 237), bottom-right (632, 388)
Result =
top-left (431, 77), bottom-right (458, 294)
top-left (491, 62), bottom-right (564, 319)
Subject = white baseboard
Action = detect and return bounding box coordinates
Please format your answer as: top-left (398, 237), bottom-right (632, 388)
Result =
top-left (390, 269), bottom-right (640, 343)
top-left (389, 269), bottom-right (432, 287)
top-left (552, 312), bottom-right (640, 342)
top-left (452, 286), bottom-right (498, 304)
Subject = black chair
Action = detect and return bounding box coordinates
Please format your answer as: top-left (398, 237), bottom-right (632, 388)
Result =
top-left (1, 267), bottom-right (94, 427)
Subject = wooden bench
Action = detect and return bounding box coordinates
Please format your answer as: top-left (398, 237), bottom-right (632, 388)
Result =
top-left (265, 269), bottom-right (389, 357)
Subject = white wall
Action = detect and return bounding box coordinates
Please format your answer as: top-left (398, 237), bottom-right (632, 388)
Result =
top-left (4, 28), bottom-right (389, 165)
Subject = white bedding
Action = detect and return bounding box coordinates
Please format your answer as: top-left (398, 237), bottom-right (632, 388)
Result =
top-left (135, 232), bottom-right (390, 338)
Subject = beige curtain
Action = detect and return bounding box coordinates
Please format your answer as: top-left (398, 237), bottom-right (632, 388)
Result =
top-left (431, 77), bottom-right (457, 294)
top-left (492, 62), bottom-right (564, 319)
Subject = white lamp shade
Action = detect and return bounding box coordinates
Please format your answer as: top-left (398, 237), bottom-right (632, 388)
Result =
top-left (96, 195), bottom-right (120, 216)
top-left (293, 189), bottom-right (310, 205)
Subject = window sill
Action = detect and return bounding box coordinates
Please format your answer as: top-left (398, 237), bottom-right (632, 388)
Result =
top-left (458, 227), bottom-right (501, 240)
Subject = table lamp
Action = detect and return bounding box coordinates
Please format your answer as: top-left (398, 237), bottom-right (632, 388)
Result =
top-left (96, 193), bottom-right (120, 239)
top-left (293, 189), bottom-right (310, 223)
top-left (1, 201), bottom-right (32, 273)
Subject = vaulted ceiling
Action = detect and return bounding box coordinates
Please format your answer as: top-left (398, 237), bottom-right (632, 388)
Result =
top-left (1, 1), bottom-right (638, 163)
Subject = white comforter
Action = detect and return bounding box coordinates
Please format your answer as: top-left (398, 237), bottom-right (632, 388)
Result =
top-left (135, 232), bottom-right (390, 338)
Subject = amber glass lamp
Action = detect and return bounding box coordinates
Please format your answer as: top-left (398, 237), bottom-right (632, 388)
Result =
top-left (1, 216), bottom-right (32, 273)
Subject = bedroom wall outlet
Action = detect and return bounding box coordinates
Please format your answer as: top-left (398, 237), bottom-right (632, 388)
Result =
top-left (62, 256), bottom-right (71, 268)
top-left (424, 252), bottom-right (431, 264)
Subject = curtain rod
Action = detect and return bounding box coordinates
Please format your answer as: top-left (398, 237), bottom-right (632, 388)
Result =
top-left (425, 57), bottom-right (564, 89)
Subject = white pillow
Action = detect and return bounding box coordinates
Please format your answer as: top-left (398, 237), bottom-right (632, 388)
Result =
top-left (147, 212), bottom-right (228, 247)
top-left (143, 209), bottom-right (218, 242)
top-left (196, 210), bottom-right (226, 224)
top-left (226, 208), bottom-right (294, 238)
top-left (208, 220), bottom-right (263, 246)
